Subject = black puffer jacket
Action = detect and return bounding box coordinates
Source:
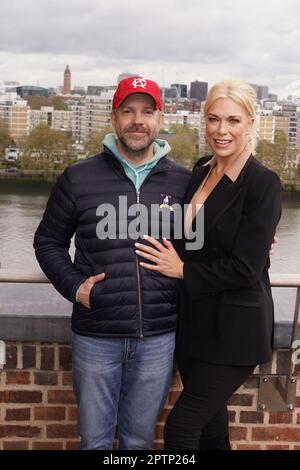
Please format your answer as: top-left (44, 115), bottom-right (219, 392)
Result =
top-left (34, 149), bottom-right (191, 338)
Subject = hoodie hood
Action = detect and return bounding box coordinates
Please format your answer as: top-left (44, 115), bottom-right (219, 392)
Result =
top-left (102, 133), bottom-right (171, 190)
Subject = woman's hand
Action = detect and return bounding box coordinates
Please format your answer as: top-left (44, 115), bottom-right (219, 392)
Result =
top-left (269, 235), bottom-right (278, 256)
top-left (135, 235), bottom-right (184, 279)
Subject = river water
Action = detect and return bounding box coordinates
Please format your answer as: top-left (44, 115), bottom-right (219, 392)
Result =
top-left (0, 179), bottom-right (299, 322)
top-left (0, 180), bottom-right (299, 274)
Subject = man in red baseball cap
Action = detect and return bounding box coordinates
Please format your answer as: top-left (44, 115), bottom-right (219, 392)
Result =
top-left (34, 75), bottom-right (192, 450)
top-left (107, 76), bottom-right (164, 167)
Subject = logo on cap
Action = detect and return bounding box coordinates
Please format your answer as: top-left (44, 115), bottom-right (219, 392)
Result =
top-left (132, 78), bottom-right (147, 89)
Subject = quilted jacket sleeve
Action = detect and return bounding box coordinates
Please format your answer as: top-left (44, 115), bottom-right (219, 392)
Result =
top-left (33, 169), bottom-right (86, 303)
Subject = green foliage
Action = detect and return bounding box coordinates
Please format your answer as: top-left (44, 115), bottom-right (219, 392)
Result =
top-left (51, 97), bottom-right (68, 110)
top-left (0, 120), bottom-right (15, 157)
top-left (163, 126), bottom-right (199, 169)
top-left (23, 123), bottom-right (73, 156)
top-left (84, 127), bottom-right (113, 157)
top-left (169, 124), bottom-right (198, 137)
top-left (19, 124), bottom-right (75, 176)
top-left (255, 130), bottom-right (287, 177)
top-left (26, 96), bottom-right (68, 110)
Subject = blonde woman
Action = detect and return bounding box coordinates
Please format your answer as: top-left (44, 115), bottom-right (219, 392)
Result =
top-left (135, 79), bottom-right (282, 449)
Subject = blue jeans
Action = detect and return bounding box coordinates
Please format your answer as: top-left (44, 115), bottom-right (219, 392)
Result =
top-left (72, 332), bottom-right (175, 450)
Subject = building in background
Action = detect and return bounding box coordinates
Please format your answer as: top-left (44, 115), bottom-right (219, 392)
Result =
top-left (0, 98), bottom-right (29, 143)
top-left (268, 93), bottom-right (278, 101)
top-left (87, 86), bottom-right (105, 96)
top-left (249, 83), bottom-right (259, 98)
top-left (16, 86), bottom-right (48, 98)
top-left (71, 90), bottom-right (114, 142)
top-left (73, 86), bottom-right (86, 96)
top-left (87, 85), bottom-right (116, 96)
top-left (63, 65), bottom-right (71, 95)
top-left (190, 81), bottom-right (208, 101)
top-left (163, 111), bottom-right (201, 131)
top-left (170, 84), bottom-right (188, 98)
top-left (274, 104), bottom-right (298, 147)
top-left (4, 81), bottom-right (19, 93)
top-left (29, 107), bottom-right (72, 133)
top-left (257, 85), bottom-right (269, 101)
top-left (257, 111), bottom-right (276, 143)
top-left (161, 87), bottom-right (178, 100)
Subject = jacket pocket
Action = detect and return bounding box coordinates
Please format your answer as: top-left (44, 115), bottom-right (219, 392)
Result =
top-left (89, 281), bottom-right (105, 311)
top-left (221, 289), bottom-right (261, 307)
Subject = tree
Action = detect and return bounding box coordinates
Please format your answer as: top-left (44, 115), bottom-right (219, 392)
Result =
top-left (162, 125), bottom-right (199, 169)
top-left (51, 96), bottom-right (69, 111)
top-left (84, 127), bottom-right (113, 157)
top-left (20, 124), bottom-right (75, 176)
top-left (26, 96), bottom-right (68, 110)
top-left (256, 130), bottom-right (287, 178)
top-left (0, 120), bottom-right (15, 157)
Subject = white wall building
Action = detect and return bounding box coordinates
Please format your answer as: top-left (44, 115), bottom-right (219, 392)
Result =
top-left (29, 107), bottom-right (72, 133)
top-left (0, 97), bottom-right (29, 142)
top-left (71, 90), bottom-right (115, 142)
top-left (163, 111), bottom-right (201, 131)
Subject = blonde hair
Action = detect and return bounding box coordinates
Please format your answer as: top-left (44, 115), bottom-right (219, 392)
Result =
top-left (204, 79), bottom-right (257, 153)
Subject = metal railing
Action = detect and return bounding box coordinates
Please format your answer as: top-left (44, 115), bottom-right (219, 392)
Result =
top-left (0, 271), bottom-right (300, 411)
top-left (0, 271), bottom-right (299, 286)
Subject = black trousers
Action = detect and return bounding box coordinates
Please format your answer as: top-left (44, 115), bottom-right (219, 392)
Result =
top-left (164, 360), bottom-right (254, 450)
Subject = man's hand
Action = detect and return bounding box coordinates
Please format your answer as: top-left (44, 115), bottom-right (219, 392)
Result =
top-left (77, 273), bottom-right (105, 309)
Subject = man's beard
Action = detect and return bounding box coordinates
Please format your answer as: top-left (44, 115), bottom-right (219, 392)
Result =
top-left (117, 126), bottom-right (155, 154)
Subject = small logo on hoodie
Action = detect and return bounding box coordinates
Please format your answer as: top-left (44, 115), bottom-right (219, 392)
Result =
top-left (159, 194), bottom-right (174, 211)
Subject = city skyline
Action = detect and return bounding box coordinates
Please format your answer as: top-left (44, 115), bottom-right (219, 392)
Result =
top-left (1, 0), bottom-right (300, 99)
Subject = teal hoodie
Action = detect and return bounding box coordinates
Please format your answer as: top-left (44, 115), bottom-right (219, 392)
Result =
top-left (102, 133), bottom-right (171, 190)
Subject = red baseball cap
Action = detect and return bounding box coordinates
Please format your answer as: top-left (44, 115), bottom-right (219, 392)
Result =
top-left (112, 76), bottom-right (162, 111)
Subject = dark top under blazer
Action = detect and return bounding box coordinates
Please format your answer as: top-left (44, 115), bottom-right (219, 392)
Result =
top-left (176, 155), bottom-right (282, 367)
top-left (34, 149), bottom-right (191, 338)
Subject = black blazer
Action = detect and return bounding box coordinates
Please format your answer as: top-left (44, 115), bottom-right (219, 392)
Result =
top-left (176, 155), bottom-right (282, 369)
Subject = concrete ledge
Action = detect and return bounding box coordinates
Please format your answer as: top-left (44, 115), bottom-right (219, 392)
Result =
top-left (0, 314), bottom-right (297, 346)
top-left (0, 280), bottom-right (299, 345)
top-left (0, 314), bottom-right (71, 343)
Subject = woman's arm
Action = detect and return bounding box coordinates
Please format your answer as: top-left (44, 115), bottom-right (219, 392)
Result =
top-left (135, 169), bottom-right (281, 299)
top-left (183, 170), bottom-right (282, 300)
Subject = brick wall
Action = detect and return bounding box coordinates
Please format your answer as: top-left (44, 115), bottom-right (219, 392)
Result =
top-left (0, 342), bottom-right (299, 450)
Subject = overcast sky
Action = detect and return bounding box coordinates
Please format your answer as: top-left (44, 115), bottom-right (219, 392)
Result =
top-left (1, 0), bottom-right (300, 98)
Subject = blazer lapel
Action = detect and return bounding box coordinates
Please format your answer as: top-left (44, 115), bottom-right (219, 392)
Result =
top-left (184, 165), bottom-right (211, 205)
top-left (186, 156), bottom-right (256, 239)
top-left (203, 156), bottom-right (256, 236)
top-left (202, 175), bottom-right (244, 237)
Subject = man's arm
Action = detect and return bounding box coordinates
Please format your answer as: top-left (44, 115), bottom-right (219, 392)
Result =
top-left (33, 170), bottom-right (87, 303)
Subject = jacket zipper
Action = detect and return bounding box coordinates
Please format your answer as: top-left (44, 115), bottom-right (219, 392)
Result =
top-left (134, 167), bottom-right (168, 339)
top-left (110, 157), bottom-right (169, 340)
top-left (135, 190), bottom-right (144, 339)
